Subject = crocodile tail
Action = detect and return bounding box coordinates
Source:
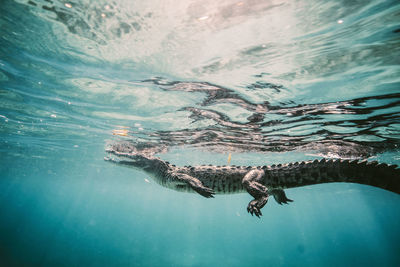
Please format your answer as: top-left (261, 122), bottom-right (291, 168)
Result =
top-left (266, 159), bottom-right (400, 194)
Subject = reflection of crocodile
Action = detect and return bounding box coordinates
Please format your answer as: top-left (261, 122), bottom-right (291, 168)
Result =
top-left (105, 144), bottom-right (400, 217)
top-left (142, 79), bottom-right (400, 156)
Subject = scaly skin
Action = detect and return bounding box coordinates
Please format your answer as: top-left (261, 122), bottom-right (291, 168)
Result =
top-left (105, 146), bottom-right (400, 217)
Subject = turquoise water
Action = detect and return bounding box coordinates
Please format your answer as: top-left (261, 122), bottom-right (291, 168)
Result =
top-left (1, 0), bottom-right (400, 266)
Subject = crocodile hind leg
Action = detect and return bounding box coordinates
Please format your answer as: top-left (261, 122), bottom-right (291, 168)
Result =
top-left (242, 170), bottom-right (270, 217)
top-left (247, 196), bottom-right (269, 217)
top-left (269, 188), bottom-right (293, 205)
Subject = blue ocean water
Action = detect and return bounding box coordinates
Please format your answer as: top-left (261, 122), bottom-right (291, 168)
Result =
top-left (1, 0), bottom-right (400, 266)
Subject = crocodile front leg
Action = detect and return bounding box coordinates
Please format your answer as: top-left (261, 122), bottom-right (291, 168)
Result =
top-left (175, 173), bottom-right (215, 198)
top-left (242, 169), bottom-right (269, 217)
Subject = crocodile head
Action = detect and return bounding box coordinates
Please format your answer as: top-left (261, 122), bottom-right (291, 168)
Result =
top-left (105, 142), bottom-right (166, 172)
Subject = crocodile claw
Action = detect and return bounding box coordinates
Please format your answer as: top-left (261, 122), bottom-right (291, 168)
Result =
top-left (276, 197), bottom-right (293, 205)
top-left (183, 175), bottom-right (215, 198)
top-left (270, 188), bottom-right (293, 205)
top-left (193, 186), bottom-right (215, 198)
top-left (247, 200), bottom-right (262, 218)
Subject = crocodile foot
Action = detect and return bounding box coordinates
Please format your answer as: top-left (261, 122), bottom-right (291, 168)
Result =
top-left (270, 188), bottom-right (293, 205)
top-left (178, 173), bottom-right (215, 198)
top-left (247, 196), bottom-right (268, 218)
top-left (247, 200), bottom-right (262, 217)
top-left (192, 185), bottom-right (215, 198)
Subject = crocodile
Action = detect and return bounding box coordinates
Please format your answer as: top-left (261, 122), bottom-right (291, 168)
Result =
top-left (105, 144), bottom-right (400, 217)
